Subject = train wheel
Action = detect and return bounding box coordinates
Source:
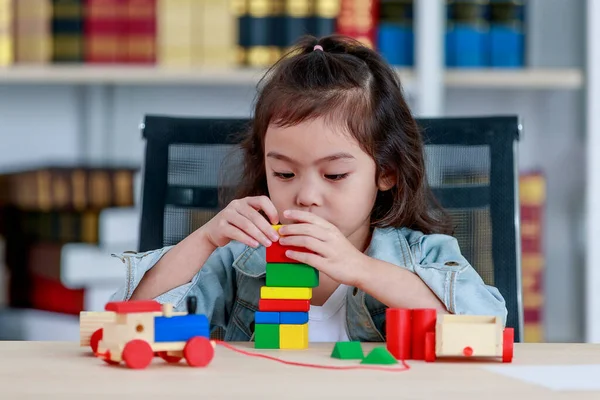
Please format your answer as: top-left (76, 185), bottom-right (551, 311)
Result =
top-left (502, 328), bottom-right (514, 363)
top-left (425, 332), bottom-right (436, 362)
top-left (90, 328), bottom-right (103, 353)
top-left (102, 350), bottom-right (120, 365)
top-left (183, 337), bottom-right (214, 367)
top-left (158, 351), bottom-right (182, 364)
top-left (123, 339), bottom-right (154, 369)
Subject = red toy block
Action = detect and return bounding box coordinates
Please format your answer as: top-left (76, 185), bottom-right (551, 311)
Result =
top-left (266, 240), bottom-right (308, 263)
top-left (259, 299), bottom-right (310, 312)
top-left (424, 332), bottom-right (436, 362)
top-left (411, 308), bottom-right (437, 360)
top-left (105, 300), bottom-right (162, 313)
top-left (502, 327), bottom-right (514, 362)
top-left (386, 308), bottom-right (412, 360)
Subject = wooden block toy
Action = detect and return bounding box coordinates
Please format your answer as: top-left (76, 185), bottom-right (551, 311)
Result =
top-left (260, 286), bottom-right (312, 300)
top-left (386, 308), bottom-right (411, 360)
top-left (80, 309), bottom-right (187, 353)
top-left (361, 347), bottom-right (398, 365)
top-left (424, 314), bottom-right (514, 363)
top-left (255, 324), bottom-right (280, 349)
top-left (266, 224), bottom-right (316, 263)
top-left (258, 299), bottom-right (310, 312)
top-left (331, 341), bottom-right (364, 360)
top-left (266, 239), bottom-right (306, 263)
top-left (254, 224), bottom-right (316, 350)
top-left (94, 296), bottom-right (215, 369)
top-left (411, 308), bottom-right (436, 360)
top-left (384, 307), bottom-right (514, 363)
top-left (280, 311), bottom-right (308, 325)
top-left (280, 323), bottom-right (309, 349)
top-left (266, 262), bottom-right (319, 287)
top-left (255, 311), bottom-right (280, 324)
top-left (80, 311), bottom-right (116, 350)
top-left (154, 315), bottom-right (210, 342)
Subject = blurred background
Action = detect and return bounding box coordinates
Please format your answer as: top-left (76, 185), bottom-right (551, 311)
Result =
top-left (0, 0), bottom-right (594, 344)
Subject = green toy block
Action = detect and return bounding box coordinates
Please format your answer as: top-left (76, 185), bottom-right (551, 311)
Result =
top-left (266, 262), bottom-right (319, 288)
top-left (255, 324), bottom-right (280, 349)
top-left (331, 341), bottom-right (364, 360)
top-left (360, 347), bottom-right (398, 365)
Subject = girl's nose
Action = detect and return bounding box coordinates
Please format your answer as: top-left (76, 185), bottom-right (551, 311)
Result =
top-left (295, 180), bottom-right (321, 208)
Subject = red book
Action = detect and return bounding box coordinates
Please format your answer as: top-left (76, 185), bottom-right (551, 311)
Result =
top-left (84, 0), bottom-right (125, 63)
top-left (125, 0), bottom-right (155, 63)
top-left (336, 0), bottom-right (379, 49)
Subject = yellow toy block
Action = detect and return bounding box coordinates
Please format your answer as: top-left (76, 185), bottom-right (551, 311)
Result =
top-left (280, 323), bottom-right (309, 349)
top-left (260, 286), bottom-right (312, 300)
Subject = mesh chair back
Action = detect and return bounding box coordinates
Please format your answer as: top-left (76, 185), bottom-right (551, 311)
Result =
top-left (139, 115), bottom-right (522, 341)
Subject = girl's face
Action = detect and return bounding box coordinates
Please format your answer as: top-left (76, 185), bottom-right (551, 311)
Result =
top-left (264, 117), bottom-right (393, 250)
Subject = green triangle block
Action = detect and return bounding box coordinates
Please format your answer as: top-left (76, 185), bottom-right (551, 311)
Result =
top-left (360, 347), bottom-right (398, 365)
top-left (330, 341), bottom-right (364, 360)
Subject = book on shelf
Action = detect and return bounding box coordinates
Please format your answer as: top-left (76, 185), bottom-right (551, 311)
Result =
top-left (2, 0), bottom-right (529, 70)
top-left (445, 0), bottom-right (526, 68)
top-left (519, 171), bottom-right (545, 343)
top-left (0, 164), bottom-right (138, 211)
top-left (0, 0), bottom-right (13, 67)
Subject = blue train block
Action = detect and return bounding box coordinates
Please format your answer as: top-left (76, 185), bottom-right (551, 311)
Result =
top-left (280, 311), bottom-right (308, 324)
top-left (154, 315), bottom-right (209, 342)
top-left (255, 311), bottom-right (280, 324)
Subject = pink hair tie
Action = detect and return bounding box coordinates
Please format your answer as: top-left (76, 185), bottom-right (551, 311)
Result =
top-left (313, 45), bottom-right (323, 52)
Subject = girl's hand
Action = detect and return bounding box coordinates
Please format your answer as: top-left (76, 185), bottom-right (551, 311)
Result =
top-left (201, 196), bottom-right (280, 249)
top-left (277, 210), bottom-right (369, 287)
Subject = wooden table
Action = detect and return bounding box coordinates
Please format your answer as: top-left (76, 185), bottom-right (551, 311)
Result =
top-left (1, 341), bottom-right (600, 399)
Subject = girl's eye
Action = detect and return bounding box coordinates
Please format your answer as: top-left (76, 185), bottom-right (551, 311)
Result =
top-left (273, 172), bottom-right (294, 179)
top-left (325, 173), bottom-right (349, 181)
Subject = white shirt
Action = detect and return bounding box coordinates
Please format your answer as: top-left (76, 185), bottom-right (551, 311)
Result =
top-left (308, 284), bottom-right (350, 342)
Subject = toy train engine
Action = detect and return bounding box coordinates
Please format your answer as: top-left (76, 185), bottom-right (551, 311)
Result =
top-left (95, 297), bottom-right (214, 369)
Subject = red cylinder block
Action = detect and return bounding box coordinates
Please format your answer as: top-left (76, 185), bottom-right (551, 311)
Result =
top-left (386, 308), bottom-right (412, 360)
top-left (411, 308), bottom-right (437, 360)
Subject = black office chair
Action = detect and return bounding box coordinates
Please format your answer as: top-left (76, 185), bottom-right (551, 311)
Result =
top-left (138, 115), bottom-right (523, 342)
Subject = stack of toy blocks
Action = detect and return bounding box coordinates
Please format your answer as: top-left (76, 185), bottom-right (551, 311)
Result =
top-left (254, 225), bottom-right (319, 349)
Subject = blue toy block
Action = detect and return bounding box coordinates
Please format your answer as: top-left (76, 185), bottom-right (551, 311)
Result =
top-left (280, 311), bottom-right (309, 325)
top-left (255, 311), bottom-right (280, 324)
top-left (154, 315), bottom-right (209, 342)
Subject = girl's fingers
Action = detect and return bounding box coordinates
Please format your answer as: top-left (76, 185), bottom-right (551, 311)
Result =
top-left (238, 203), bottom-right (280, 242)
top-left (285, 249), bottom-right (326, 273)
top-left (278, 235), bottom-right (328, 257)
top-left (278, 223), bottom-right (327, 241)
top-left (247, 196), bottom-right (280, 225)
top-left (227, 209), bottom-right (273, 247)
top-left (222, 223), bottom-right (260, 248)
top-left (282, 209), bottom-right (330, 229)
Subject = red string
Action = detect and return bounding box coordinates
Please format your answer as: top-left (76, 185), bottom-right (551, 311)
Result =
top-left (213, 340), bottom-right (411, 372)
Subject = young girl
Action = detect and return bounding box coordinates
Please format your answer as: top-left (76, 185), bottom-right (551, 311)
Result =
top-left (110, 35), bottom-right (507, 343)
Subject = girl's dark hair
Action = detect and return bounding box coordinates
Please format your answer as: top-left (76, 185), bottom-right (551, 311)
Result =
top-left (231, 34), bottom-right (453, 235)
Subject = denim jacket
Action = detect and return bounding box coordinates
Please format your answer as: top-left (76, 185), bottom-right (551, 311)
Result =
top-left (108, 226), bottom-right (507, 342)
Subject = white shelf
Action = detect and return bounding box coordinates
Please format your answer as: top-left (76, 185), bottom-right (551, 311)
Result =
top-left (0, 65), bottom-right (584, 89)
top-left (445, 68), bottom-right (584, 89)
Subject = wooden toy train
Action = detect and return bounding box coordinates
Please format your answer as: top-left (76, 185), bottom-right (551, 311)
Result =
top-left (80, 297), bottom-right (214, 369)
top-left (386, 308), bottom-right (514, 363)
